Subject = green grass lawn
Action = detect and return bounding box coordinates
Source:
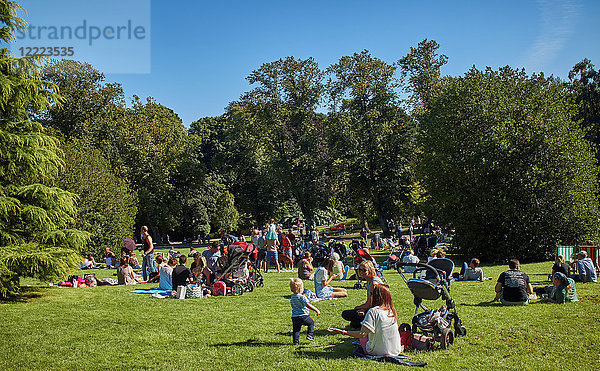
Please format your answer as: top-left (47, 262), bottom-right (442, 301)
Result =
top-left (1, 249), bottom-right (599, 370)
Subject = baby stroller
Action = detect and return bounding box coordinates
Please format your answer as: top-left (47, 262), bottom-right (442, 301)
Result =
top-left (212, 242), bottom-right (261, 296)
top-left (331, 241), bottom-right (348, 260)
top-left (352, 247), bottom-right (388, 289)
top-left (396, 260), bottom-right (466, 350)
top-left (311, 242), bottom-right (330, 267)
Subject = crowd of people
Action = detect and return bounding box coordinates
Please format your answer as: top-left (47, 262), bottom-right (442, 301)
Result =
top-left (74, 220), bottom-right (598, 359)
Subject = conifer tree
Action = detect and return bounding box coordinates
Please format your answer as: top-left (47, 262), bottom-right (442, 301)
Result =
top-left (0, 0), bottom-right (89, 296)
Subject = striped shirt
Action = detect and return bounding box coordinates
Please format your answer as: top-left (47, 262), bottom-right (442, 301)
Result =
top-left (290, 293), bottom-right (310, 317)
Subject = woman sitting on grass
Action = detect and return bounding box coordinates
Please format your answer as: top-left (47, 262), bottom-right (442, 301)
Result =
top-left (117, 257), bottom-right (137, 285)
top-left (298, 252), bottom-right (314, 280)
top-left (342, 261), bottom-right (383, 328)
top-left (328, 285), bottom-right (403, 356)
top-left (314, 258), bottom-right (348, 299)
top-left (458, 258), bottom-right (483, 281)
top-left (552, 255), bottom-right (570, 277)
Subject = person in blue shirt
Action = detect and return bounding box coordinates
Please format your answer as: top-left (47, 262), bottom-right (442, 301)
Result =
top-left (573, 251), bottom-right (597, 282)
top-left (290, 278), bottom-right (320, 345)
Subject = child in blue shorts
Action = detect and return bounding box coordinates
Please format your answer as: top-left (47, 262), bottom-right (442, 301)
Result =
top-left (290, 278), bottom-right (320, 345)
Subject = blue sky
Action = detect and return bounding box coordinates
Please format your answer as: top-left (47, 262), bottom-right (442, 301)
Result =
top-left (13, 0), bottom-right (600, 126)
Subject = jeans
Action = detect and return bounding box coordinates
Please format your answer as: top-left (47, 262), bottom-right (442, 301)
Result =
top-left (142, 252), bottom-right (157, 281)
top-left (341, 308), bottom-right (365, 329)
top-left (292, 315), bottom-right (314, 343)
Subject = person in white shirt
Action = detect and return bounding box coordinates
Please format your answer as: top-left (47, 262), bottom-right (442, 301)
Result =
top-left (402, 250), bottom-right (419, 273)
top-left (327, 285), bottom-right (403, 356)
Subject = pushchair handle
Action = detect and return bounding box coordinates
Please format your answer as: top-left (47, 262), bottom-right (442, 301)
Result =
top-left (396, 262), bottom-right (445, 283)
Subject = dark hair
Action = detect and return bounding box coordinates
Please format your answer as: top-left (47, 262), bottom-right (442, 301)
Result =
top-left (168, 257), bottom-right (178, 266)
top-left (371, 284), bottom-right (397, 322)
top-left (211, 241), bottom-right (219, 249)
top-left (120, 257), bottom-right (128, 266)
top-left (508, 259), bottom-right (520, 270)
top-left (156, 255), bottom-right (164, 264)
top-left (179, 255), bottom-right (187, 265)
top-left (322, 258), bottom-right (334, 272)
top-left (470, 258), bottom-right (480, 268)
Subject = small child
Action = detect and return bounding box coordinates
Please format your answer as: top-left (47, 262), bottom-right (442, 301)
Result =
top-left (290, 278), bottom-right (320, 345)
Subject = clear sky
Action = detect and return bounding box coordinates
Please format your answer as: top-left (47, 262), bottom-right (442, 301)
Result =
top-left (13, 0), bottom-right (600, 126)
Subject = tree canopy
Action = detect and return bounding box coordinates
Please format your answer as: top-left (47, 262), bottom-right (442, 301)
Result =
top-left (418, 66), bottom-right (599, 261)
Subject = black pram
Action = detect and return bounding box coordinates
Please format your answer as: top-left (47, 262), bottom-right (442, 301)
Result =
top-left (396, 259), bottom-right (466, 349)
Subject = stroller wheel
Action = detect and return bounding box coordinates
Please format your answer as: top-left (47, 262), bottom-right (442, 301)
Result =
top-left (256, 278), bottom-right (264, 288)
top-left (245, 280), bottom-right (255, 292)
top-left (454, 319), bottom-right (467, 337)
top-left (440, 328), bottom-right (454, 349)
top-left (354, 282), bottom-right (363, 289)
top-left (231, 283), bottom-right (244, 296)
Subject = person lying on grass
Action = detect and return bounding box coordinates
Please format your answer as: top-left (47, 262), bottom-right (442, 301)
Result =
top-left (290, 278), bottom-right (320, 345)
top-left (328, 285), bottom-right (403, 356)
top-left (342, 260), bottom-right (383, 328)
top-left (538, 272), bottom-right (578, 304)
top-left (492, 259), bottom-right (533, 305)
top-left (314, 258), bottom-right (348, 299)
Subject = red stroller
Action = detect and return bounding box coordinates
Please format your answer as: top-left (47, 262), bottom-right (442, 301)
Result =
top-left (352, 248), bottom-right (388, 289)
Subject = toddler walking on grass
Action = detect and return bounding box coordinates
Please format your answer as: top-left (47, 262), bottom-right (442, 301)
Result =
top-left (290, 278), bottom-right (320, 345)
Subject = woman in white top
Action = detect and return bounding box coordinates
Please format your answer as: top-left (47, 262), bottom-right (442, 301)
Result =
top-left (328, 284), bottom-right (403, 356)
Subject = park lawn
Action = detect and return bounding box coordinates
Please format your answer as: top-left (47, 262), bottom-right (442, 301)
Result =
top-left (1, 251), bottom-right (599, 370)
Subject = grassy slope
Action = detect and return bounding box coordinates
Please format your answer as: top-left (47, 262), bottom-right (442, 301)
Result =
top-left (1, 249), bottom-right (599, 370)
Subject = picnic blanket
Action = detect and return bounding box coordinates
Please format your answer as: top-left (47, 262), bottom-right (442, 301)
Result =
top-left (351, 341), bottom-right (427, 367)
top-left (132, 288), bottom-right (172, 296)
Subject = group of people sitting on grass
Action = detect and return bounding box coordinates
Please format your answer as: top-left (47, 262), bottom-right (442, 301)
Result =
top-left (288, 246), bottom-right (598, 358)
top-left (114, 241), bottom-right (229, 292)
top-left (291, 260), bottom-right (403, 356)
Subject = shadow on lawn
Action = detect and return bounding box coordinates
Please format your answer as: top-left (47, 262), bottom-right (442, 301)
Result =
top-left (0, 287), bottom-right (45, 303)
top-left (294, 337), bottom-right (355, 359)
top-left (212, 339), bottom-right (290, 347)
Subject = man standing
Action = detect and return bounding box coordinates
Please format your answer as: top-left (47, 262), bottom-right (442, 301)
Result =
top-left (202, 242), bottom-right (222, 284)
top-left (493, 259), bottom-right (533, 305)
top-left (140, 226), bottom-right (157, 281)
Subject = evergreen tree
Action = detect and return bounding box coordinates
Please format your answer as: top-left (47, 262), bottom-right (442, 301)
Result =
top-left (0, 0), bottom-right (88, 296)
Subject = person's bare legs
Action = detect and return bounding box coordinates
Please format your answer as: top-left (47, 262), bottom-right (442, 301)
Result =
top-left (332, 288), bottom-right (348, 298)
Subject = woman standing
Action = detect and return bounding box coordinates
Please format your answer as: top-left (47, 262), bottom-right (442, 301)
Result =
top-left (328, 285), bottom-right (403, 356)
top-left (265, 219), bottom-right (280, 273)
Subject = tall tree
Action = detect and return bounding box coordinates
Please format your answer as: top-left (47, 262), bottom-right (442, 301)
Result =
top-left (222, 57), bottom-right (330, 226)
top-left (40, 59), bottom-right (125, 139)
top-left (419, 66), bottom-right (599, 262)
top-left (327, 50), bottom-right (412, 234)
top-left (569, 58), bottom-right (600, 153)
top-left (0, 0), bottom-right (88, 296)
top-left (58, 140), bottom-right (137, 258)
top-left (397, 38), bottom-right (448, 114)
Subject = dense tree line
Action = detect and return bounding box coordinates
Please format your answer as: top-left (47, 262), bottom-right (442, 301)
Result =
top-left (2, 0), bottom-right (600, 295)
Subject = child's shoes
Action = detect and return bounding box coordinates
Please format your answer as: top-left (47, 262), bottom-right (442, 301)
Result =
top-left (306, 335), bottom-right (314, 341)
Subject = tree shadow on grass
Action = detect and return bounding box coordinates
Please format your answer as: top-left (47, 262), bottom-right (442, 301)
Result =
top-left (461, 301), bottom-right (502, 307)
top-left (212, 339), bottom-right (290, 347)
top-left (294, 337), bottom-right (356, 360)
top-left (0, 287), bottom-right (45, 304)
